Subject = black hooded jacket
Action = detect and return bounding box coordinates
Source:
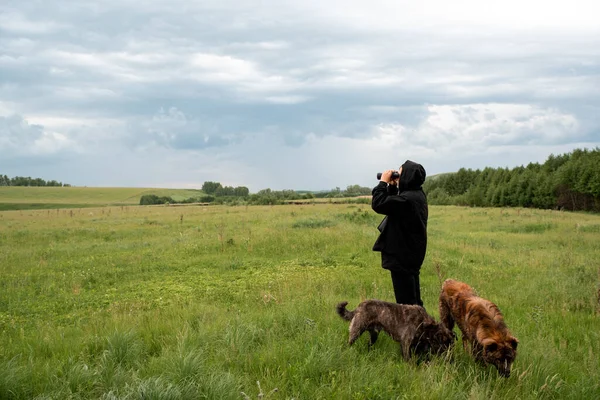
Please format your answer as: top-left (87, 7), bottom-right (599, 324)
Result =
top-left (371, 160), bottom-right (428, 272)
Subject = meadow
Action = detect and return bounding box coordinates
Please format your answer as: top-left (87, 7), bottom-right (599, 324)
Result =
top-left (1, 201), bottom-right (599, 399)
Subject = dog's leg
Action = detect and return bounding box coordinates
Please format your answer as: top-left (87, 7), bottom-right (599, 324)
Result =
top-left (368, 329), bottom-right (379, 348)
top-left (401, 343), bottom-right (412, 361)
top-left (471, 342), bottom-right (485, 364)
top-left (438, 299), bottom-right (455, 331)
top-left (462, 336), bottom-right (470, 353)
top-left (348, 319), bottom-right (365, 346)
top-left (399, 336), bottom-right (413, 361)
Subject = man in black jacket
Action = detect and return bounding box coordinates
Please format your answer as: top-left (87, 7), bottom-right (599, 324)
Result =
top-left (372, 160), bottom-right (428, 306)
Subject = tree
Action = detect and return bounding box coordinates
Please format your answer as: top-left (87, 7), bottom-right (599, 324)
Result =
top-left (215, 185), bottom-right (235, 196)
top-left (201, 181), bottom-right (222, 195)
top-left (233, 186), bottom-right (249, 197)
top-left (532, 173), bottom-right (555, 209)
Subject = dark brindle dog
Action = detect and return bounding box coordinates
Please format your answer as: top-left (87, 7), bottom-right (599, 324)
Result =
top-left (336, 300), bottom-right (455, 360)
top-left (439, 279), bottom-right (519, 377)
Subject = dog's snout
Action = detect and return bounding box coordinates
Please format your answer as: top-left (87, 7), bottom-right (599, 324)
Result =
top-left (499, 360), bottom-right (511, 378)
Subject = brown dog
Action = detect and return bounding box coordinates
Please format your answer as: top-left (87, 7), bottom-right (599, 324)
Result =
top-left (336, 300), bottom-right (455, 361)
top-left (439, 279), bottom-right (518, 377)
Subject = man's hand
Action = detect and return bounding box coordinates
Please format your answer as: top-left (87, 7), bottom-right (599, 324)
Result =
top-left (380, 168), bottom-right (401, 185)
top-left (380, 169), bottom-right (395, 184)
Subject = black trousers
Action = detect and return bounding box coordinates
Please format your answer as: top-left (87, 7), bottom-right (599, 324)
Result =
top-left (390, 270), bottom-right (423, 307)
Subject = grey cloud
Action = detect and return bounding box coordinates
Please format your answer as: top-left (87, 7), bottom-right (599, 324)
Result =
top-left (140, 107), bottom-right (231, 149)
top-left (0, 114), bottom-right (45, 151)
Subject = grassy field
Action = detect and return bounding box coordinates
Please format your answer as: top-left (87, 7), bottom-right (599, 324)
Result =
top-left (1, 202), bottom-right (599, 399)
top-left (0, 187), bottom-right (205, 210)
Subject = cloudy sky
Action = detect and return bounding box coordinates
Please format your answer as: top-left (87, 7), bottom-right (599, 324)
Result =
top-left (1, 0), bottom-right (599, 192)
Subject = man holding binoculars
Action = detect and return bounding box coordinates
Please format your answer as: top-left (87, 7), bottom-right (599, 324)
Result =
top-left (372, 160), bottom-right (428, 307)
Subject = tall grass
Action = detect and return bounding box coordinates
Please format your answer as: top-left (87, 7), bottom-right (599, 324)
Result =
top-left (1, 204), bottom-right (599, 398)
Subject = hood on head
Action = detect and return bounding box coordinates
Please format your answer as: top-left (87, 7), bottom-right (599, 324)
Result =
top-left (400, 160), bottom-right (426, 190)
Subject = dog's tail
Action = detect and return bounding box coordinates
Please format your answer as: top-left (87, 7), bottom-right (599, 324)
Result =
top-left (336, 301), bottom-right (355, 321)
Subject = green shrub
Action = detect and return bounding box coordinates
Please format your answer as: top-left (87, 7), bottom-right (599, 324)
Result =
top-left (291, 218), bottom-right (336, 229)
top-left (140, 195), bottom-right (174, 205)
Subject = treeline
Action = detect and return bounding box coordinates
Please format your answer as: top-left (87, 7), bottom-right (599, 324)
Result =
top-left (423, 148), bottom-right (600, 211)
top-left (140, 184), bottom-right (372, 206)
top-left (0, 175), bottom-right (71, 187)
top-left (139, 182), bottom-right (253, 205)
top-left (316, 185), bottom-right (372, 198)
top-left (200, 181), bottom-right (250, 197)
top-left (244, 185), bottom-right (371, 205)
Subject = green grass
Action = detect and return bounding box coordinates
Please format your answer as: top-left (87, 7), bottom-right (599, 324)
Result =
top-left (1, 204), bottom-right (599, 399)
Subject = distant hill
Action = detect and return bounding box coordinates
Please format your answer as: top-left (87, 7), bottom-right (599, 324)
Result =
top-left (0, 187), bottom-right (204, 210)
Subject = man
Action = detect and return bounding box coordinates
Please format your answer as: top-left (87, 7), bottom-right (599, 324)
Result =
top-left (372, 160), bottom-right (428, 306)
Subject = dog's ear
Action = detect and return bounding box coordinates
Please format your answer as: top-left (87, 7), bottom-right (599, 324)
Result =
top-left (423, 321), bottom-right (436, 329)
top-left (435, 329), bottom-right (454, 343)
top-left (417, 322), bottom-right (437, 339)
top-left (418, 321), bottom-right (434, 332)
top-left (509, 337), bottom-right (519, 350)
top-left (484, 342), bottom-right (498, 353)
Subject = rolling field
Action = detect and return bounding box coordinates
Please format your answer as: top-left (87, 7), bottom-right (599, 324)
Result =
top-left (0, 187), bottom-right (205, 210)
top-left (1, 200), bottom-right (599, 399)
